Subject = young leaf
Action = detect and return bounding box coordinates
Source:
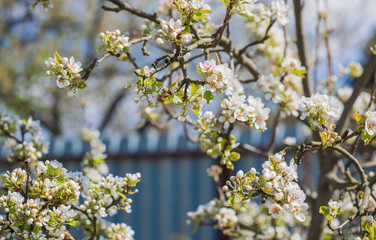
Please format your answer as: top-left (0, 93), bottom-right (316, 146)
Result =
top-left (228, 195), bottom-right (235, 206)
top-left (203, 91), bottom-right (214, 104)
top-left (319, 206), bottom-right (329, 216)
top-left (354, 111), bottom-right (362, 123)
top-left (228, 152), bottom-right (241, 161)
top-left (96, 45), bottom-right (105, 52)
top-left (66, 220), bottom-right (80, 227)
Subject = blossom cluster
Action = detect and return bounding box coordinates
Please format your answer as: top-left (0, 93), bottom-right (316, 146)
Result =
top-left (45, 52), bottom-right (84, 90)
top-left (356, 110), bottom-right (376, 145)
top-left (0, 160), bottom-right (88, 239)
top-left (0, 113), bottom-right (48, 165)
top-left (187, 199), bottom-right (306, 239)
top-left (169, 59), bottom-right (241, 121)
top-left (105, 223), bottom-right (135, 240)
top-left (223, 153), bottom-right (308, 222)
top-left (187, 199), bottom-right (237, 229)
top-left (174, 0), bottom-right (212, 21)
top-left (238, 0), bottom-right (289, 26)
top-left (134, 66), bottom-right (162, 106)
top-left (221, 94), bottom-right (270, 131)
top-left (300, 93), bottom-right (342, 129)
top-left (0, 158), bottom-right (140, 239)
top-left (338, 61), bottom-right (363, 79)
top-left (98, 30), bottom-right (132, 60)
top-left (198, 59), bottom-right (236, 95)
top-left (81, 128), bottom-right (109, 182)
top-left (0, 113), bottom-right (140, 239)
top-left (257, 74), bottom-right (285, 103)
top-left (156, 19), bottom-right (192, 45)
top-left (319, 129), bottom-right (341, 149)
top-left (77, 172), bottom-right (140, 217)
top-left (255, 62), bottom-right (304, 118)
top-left (196, 111), bottom-right (241, 169)
top-left (364, 110), bottom-right (376, 136)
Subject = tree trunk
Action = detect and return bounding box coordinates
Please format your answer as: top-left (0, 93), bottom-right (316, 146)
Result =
top-left (307, 150), bottom-right (338, 240)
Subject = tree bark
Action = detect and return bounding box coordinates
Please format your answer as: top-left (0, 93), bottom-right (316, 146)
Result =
top-left (307, 150), bottom-right (338, 240)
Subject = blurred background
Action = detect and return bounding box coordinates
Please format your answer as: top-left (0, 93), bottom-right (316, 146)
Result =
top-left (0, 0), bottom-right (376, 239)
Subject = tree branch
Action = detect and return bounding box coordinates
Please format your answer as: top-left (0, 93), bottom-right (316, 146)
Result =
top-left (293, 0), bottom-right (313, 97)
top-left (103, 0), bottom-right (162, 24)
top-left (219, 37), bottom-right (262, 80)
top-left (336, 54), bottom-right (376, 133)
top-left (332, 145), bottom-right (367, 186)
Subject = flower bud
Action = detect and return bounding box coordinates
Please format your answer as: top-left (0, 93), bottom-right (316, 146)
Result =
top-left (182, 34), bottom-right (192, 43)
top-left (236, 170), bottom-right (244, 178)
top-left (156, 38), bottom-right (164, 45)
top-left (250, 168), bottom-right (257, 174)
top-left (162, 24), bottom-right (169, 31)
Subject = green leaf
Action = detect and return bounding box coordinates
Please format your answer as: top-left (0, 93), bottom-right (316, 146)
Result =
top-left (33, 226), bottom-right (41, 234)
top-left (362, 131), bottom-right (371, 146)
top-left (117, 191), bottom-right (127, 199)
top-left (319, 206), bottom-right (329, 216)
top-left (309, 117), bottom-right (316, 131)
top-left (192, 106), bottom-right (199, 116)
top-left (220, 0), bottom-right (230, 7)
top-left (193, 12), bottom-right (207, 21)
top-left (263, 207), bottom-right (271, 216)
top-left (228, 152), bottom-right (241, 161)
top-left (96, 45), bottom-right (105, 52)
top-left (370, 225), bottom-right (375, 239)
top-left (203, 91), bottom-right (214, 104)
top-left (354, 111), bottom-right (362, 123)
top-left (319, 132), bottom-right (326, 144)
top-left (292, 68), bottom-right (307, 77)
top-left (164, 96), bottom-right (172, 104)
top-left (78, 81), bottom-right (87, 89)
top-left (13, 221), bottom-right (24, 227)
top-left (170, 61), bottom-right (180, 69)
top-left (174, 1), bottom-right (182, 11)
top-left (201, 10), bottom-right (212, 15)
top-left (169, 82), bottom-right (178, 89)
top-left (190, 83), bottom-right (200, 97)
top-left (24, 224), bottom-right (31, 232)
top-left (228, 195), bottom-right (235, 206)
top-left (54, 51), bottom-right (63, 63)
top-left (66, 220), bottom-right (80, 227)
top-left (363, 222), bottom-right (371, 233)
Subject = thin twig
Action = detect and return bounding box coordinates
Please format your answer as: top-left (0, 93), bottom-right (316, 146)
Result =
top-left (103, 0), bottom-right (162, 24)
top-left (323, 0), bottom-right (334, 93)
top-left (239, 19), bottom-right (275, 55)
top-left (332, 145), bottom-right (367, 186)
top-left (209, 2), bottom-right (234, 48)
